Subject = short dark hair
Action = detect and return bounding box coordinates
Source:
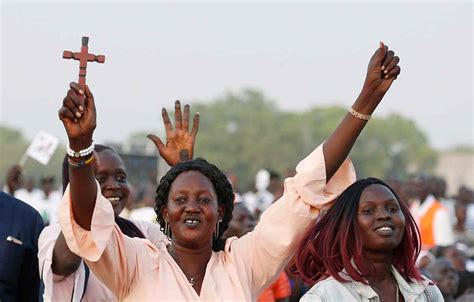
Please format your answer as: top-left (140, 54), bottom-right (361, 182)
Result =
top-left (154, 158), bottom-right (235, 251)
top-left (294, 177), bottom-right (422, 285)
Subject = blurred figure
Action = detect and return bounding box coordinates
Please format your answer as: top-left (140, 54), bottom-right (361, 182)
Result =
top-left (246, 169), bottom-right (283, 219)
top-left (416, 250), bottom-right (436, 277)
top-left (443, 245), bottom-right (474, 298)
top-left (242, 180), bottom-right (258, 215)
top-left (223, 203), bottom-right (256, 239)
top-left (426, 257), bottom-right (459, 301)
top-left (456, 292), bottom-right (474, 302)
top-left (224, 203), bottom-right (291, 302)
top-left (14, 176), bottom-right (42, 207)
top-left (35, 176), bottom-right (62, 226)
top-left (0, 191), bottom-right (44, 301)
top-left (386, 177), bottom-right (409, 204)
top-left (3, 165), bottom-right (23, 196)
top-left (409, 174), bottom-right (454, 249)
top-left (226, 171), bottom-right (243, 203)
top-left (453, 201), bottom-right (474, 246)
top-left (457, 186), bottom-right (474, 232)
top-left (129, 170), bottom-right (158, 223)
top-left (254, 169), bottom-right (275, 215)
top-left (431, 176), bottom-right (447, 201)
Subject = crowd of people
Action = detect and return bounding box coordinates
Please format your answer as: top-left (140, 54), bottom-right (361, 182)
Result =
top-left (0, 42), bottom-right (472, 301)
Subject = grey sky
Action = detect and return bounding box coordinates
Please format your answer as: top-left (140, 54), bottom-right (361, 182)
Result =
top-left (1, 1), bottom-right (472, 150)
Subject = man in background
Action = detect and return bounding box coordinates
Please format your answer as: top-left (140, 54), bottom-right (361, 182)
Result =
top-left (0, 191), bottom-right (44, 301)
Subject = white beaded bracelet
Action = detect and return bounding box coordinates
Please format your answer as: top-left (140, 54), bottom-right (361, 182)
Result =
top-left (67, 141), bottom-right (95, 158)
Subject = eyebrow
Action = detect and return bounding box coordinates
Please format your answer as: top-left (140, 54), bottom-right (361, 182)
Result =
top-left (360, 198), bottom-right (399, 204)
top-left (170, 189), bottom-right (214, 195)
top-left (96, 168), bottom-right (127, 174)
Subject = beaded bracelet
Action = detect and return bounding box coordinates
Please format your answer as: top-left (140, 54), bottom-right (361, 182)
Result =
top-left (68, 154), bottom-right (94, 168)
top-left (348, 107), bottom-right (371, 121)
top-left (67, 141), bottom-right (95, 158)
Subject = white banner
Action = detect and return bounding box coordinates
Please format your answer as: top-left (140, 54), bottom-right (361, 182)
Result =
top-left (25, 131), bottom-right (59, 165)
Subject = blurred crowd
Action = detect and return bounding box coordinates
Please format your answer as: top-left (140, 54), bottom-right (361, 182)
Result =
top-left (3, 163), bottom-right (474, 301)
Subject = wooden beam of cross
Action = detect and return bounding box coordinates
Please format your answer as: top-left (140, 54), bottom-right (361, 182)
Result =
top-left (63, 36), bottom-right (105, 91)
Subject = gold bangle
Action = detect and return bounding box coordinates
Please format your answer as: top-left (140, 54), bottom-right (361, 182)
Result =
top-left (348, 107), bottom-right (371, 121)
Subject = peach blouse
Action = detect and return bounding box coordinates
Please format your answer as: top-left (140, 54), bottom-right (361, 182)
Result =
top-left (59, 144), bottom-right (356, 301)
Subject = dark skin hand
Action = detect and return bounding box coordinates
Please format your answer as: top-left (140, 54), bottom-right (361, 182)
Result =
top-left (323, 42), bottom-right (401, 181)
top-left (147, 100), bottom-right (199, 166)
top-left (54, 87), bottom-right (197, 275)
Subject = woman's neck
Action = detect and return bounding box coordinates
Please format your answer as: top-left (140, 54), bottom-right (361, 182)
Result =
top-left (168, 241), bottom-right (212, 276)
top-left (363, 251), bottom-right (402, 301)
top-left (362, 250), bottom-right (394, 283)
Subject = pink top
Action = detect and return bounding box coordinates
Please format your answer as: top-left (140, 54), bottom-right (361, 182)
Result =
top-left (38, 220), bottom-right (166, 301)
top-left (59, 144), bottom-right (356, 301)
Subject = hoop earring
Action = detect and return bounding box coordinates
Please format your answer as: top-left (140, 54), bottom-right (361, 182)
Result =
top-left (214, 219), bottom-right (222, 240)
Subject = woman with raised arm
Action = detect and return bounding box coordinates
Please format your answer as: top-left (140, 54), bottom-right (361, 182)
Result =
top-left (39, 102), bottom-right (198, 301)
top-left (58, 42), bottom-right (399, 300)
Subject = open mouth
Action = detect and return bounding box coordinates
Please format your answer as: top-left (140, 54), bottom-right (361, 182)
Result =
top-left (106, 196), bottom-right (121, 205)
top-left (374, 225), bottom-right (395, 236)
top-left (184, 218), bottom-right (201, 228)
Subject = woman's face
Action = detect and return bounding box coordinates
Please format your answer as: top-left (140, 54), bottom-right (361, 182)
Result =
top-left (162, 170), bottom-right (224, 248)
top-left (357, 184), bottom-right (405, 252)
top-left (93, 150), bottom-right (130, 217)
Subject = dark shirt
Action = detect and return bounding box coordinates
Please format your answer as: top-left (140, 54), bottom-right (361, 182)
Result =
top-left (0, 192), bottom-right (44, 301)
top-left (456, 270), bottom-right (474, 298)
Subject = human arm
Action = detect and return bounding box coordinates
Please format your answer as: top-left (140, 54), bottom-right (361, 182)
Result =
top-left (51, 232), bottom-right (81, 276)
top-left (147, 100), bottom-right (199, 166)
top-left (39, 224), bottom-right (82, 300)
top-left (323, 42), bottom-right (400, 179)
top-left (58, 82), bottom-right (97, 230)
top-left (229, 43), bottom-right (401, 295)
top-left (58, 183), bottom-right (158, 299)
top-left (57, 91), bottom-right (171, 297)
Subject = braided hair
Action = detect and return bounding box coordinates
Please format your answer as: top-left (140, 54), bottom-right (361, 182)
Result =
top-left (155, 158), bottom-right (235, 251)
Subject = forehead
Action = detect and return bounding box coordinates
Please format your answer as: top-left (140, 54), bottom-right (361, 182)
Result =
top-left (94, 150), bottom-right (125, 170)
top-left (170, 170), bottom-right (215, 192)
top-left (359, 184), bottom-right (398, 203)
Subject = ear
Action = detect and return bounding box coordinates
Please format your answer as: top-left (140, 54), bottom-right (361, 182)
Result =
top-left (218, 204), bottom-right (225, 221)
top-left (161, 205), bottom-right (168, 222)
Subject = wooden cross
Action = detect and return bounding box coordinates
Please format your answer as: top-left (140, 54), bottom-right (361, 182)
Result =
top-left (63, 36), bottom-right (105, 90)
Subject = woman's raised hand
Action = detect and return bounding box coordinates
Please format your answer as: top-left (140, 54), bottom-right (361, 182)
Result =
top-left (58, 82), bottom-right (96, 150)
top-left (323, 42), bottom-right (401, 180)
top-left (147, 100), bottom-right (199, 167)
top-left (361, 42), bottom-right (401, 101)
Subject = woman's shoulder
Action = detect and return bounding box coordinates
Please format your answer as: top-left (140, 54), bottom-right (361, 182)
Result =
top-left (301, 276), bottom-right (355, 302)
top-left (392, 268), bottom-right (444, 302)
top-left (419, 275), bottom-right (444, 301)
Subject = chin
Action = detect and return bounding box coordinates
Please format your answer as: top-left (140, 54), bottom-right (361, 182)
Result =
top-left (367, 240), bottom-right (401, 252)
top-left (178, 233), bottom-right (213, 248)
top-left (113, 207), bottom-right (124, 217)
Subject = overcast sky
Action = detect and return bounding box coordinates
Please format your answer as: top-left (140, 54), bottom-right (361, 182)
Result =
top-left (1, 1), bottom-right (472, 150)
